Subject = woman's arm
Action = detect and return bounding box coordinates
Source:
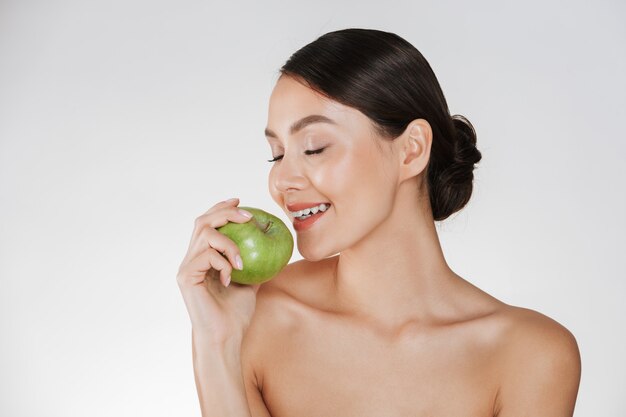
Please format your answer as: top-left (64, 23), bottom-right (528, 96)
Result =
top-left (494, 309), bottom-right (582, 417)
top-left (240, 308), bottom-right (274, 417)
top-left (192, 329), bottom-right (253, 417)
top-left (192, 326), bottom-right (273, 417)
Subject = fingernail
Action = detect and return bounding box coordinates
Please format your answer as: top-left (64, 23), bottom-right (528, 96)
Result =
top-left (238, 209), bottom-right (252, 218)
top-left (225, 275), bottom-right (231, 287)
top-left (225, 197), bottom-right (238, 203)
top-left (235, 254), bottom-right (243, 270)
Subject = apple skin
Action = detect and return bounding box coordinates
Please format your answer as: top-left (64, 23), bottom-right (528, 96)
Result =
top-left (217, 206), bottom-right (294, 285)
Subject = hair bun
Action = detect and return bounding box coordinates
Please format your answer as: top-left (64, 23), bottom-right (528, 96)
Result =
top-left (429, 114), bottom-right (483, 221)
top-left (451, 114), bottom-right (477, 147)
top-left (451, 114), bottom-right (481, 184)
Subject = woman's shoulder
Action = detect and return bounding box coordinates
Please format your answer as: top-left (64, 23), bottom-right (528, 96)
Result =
top-left (453, 276), bottom-right (578, 357)
top-left (248, 257), bottom-right (333, 328)
top-left (487, 303), bottom-right (581, 413)
top-left (241, 257), bottom-right (332, 387)
top-left (491, 304), bottom-right (580, 357)
top-left (447, 279), bottom-right (580, 387)
top-left (256, 256), bottom-right (336, 306)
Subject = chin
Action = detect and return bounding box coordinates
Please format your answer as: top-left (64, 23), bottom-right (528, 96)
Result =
top-left (297, 241), bottom-right (333, 263)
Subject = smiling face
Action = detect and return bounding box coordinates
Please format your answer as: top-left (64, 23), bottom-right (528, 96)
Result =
top-left (265, 75), bottom-right (404, 261)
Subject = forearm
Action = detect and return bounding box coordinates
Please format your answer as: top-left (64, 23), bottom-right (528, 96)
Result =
top-left (191, 329), bottom-right (251, 417)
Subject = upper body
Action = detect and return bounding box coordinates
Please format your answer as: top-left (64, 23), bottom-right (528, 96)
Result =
top-left (240, 29), bottom-right (580, 417)
top-left (242, 30), bottom-right (580, 417)
top-left (241, 256), bottom-right (581, 417)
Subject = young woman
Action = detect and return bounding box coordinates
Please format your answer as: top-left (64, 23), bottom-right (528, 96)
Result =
top-left (177, 28), bottom-right (581, 417)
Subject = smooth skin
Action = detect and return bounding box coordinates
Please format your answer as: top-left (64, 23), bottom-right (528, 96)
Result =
top-left (241, 75), bottom-right (581, 417)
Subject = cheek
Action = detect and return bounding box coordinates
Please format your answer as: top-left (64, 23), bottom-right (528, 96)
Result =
top-left (315, 145), bottom-right (396, 210)
top-left (304, 146), bottom-right (397, 254)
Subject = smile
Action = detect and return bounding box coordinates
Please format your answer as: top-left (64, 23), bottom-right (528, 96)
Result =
top-left (293, 204), bottom-right (330, 232)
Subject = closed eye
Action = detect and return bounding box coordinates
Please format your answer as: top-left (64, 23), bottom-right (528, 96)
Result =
top-left (267, 147), bottom-right (326, 163)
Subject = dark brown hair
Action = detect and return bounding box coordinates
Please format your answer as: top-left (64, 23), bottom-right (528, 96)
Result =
top-left (279, 28), bottom-right (482, 221)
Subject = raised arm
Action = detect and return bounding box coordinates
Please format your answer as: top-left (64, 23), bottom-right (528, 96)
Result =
top-left (177, 198), bottom-right (264, 416)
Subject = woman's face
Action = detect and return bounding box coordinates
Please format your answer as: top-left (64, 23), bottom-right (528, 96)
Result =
top-left (266, 75), bottom-right (402, 261)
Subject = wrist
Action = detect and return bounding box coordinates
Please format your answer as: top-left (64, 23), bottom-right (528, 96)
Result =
top-left (192, 328), bottom-right (244, 364)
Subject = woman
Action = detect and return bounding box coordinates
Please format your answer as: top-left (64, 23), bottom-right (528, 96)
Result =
top-left (177, 28), bottom-right (581, 417)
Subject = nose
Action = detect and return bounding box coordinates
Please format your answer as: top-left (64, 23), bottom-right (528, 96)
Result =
top-left (270, 150), bottom-right (308, 194)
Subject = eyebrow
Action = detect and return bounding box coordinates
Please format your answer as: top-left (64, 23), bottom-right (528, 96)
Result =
top-left (264, 114), bottom-right (337, 139)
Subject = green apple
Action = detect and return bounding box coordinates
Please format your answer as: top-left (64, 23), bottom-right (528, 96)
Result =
top-left (217, 206), bottom-right (294, 285)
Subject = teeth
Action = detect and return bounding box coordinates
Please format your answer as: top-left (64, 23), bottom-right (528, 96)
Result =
top-left (292, 203), bottom-right (329, 219)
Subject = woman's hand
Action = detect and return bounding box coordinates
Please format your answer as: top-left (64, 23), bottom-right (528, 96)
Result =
top-left (176, 197), bottom-right (261, 347)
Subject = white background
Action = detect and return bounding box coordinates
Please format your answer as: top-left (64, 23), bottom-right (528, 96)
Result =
top-left (1, 0), bottom-right (624, 415)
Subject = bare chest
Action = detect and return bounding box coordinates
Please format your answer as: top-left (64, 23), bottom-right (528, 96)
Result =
top-left (257, 311), bottom-right (498, 417)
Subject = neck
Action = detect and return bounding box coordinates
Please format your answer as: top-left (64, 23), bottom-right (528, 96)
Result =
top-left (330, 183), bottom-right (457, 328)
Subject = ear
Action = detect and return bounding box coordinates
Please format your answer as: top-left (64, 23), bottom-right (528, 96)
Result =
top-left (397, 118), bottom-right (432, 183)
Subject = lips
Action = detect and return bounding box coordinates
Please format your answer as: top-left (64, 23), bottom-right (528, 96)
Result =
top-left (286, 202), bottom-right (331, 212)
top-left (292, 206), bottom-right (329, 232)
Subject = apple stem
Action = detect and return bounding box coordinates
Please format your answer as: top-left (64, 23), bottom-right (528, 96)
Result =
top-left (251, 218), bottom-right (273, 233)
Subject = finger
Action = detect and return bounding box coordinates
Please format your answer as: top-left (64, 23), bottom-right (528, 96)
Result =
top-left (204, 205), bottom-right (253, 229)
top-left (188, 227), bottom-right (243, 272)
top-left (186, 206), bottom-right (253, 262)
top-left (179, 247), bottom-right (233, 288)
top-left (188, 206), bottom-right (253, 253)
top-left (187, 199), bottom-right (241, 247)
top-left (204, 197), bottom-right (240, 215)
top-left (205, 249), bottom-right (234, 287)
top-left (177, 248), bottom-right (215, 287)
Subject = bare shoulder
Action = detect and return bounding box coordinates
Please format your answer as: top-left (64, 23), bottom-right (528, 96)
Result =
top-left (256, 256), bottom-right (335, 309)
top-left (493, 304), bottom-right (580, 362)
top-left (490, 305), bottom-right (582, 416)
top-left (241, 257), bottom-right (331, 390)
top-left (244, 258), bottom-right (314, 337)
